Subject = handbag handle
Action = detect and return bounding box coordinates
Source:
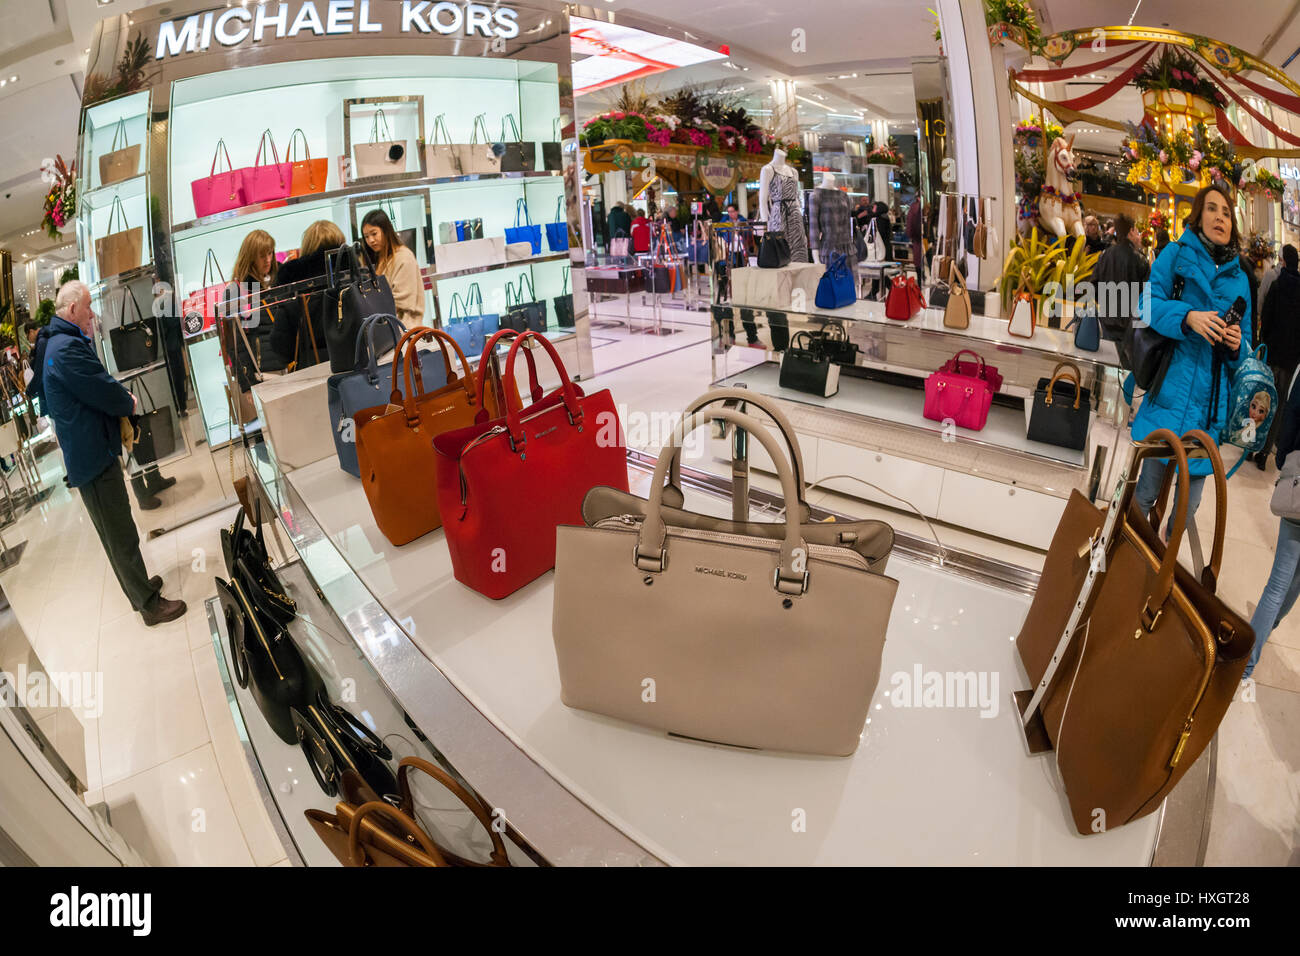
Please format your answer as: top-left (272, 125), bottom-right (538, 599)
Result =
top-left (496, 331), bottom-right (580, 450)
top-left (285, 128), bottom-right (311, 163)
top-left (1043, 365), bottom-right (1082, 410)
top-left (554, 195), bottom-right (565, 225)
top-left (1124, 429), bottom-right (1192, 632)
top-left (387, 326), bottom-right (473, 425)
top-left (110, 117), bottom-right (129, 152)
top-left (116, 285), bottom-right (146, 329)
top-left (254, 128), bottom-right (282, 168)
top-left (514, 198), bottom-right (532, 228)
top-left (640, 407), bottom-right (809, 593)
top-left (466, 282), bottom-right (486, 318)
top-left (500, 113), bottom-right (521, 142)
top-left (1147, 429), bottom-right (1227, 591)
top-left (351, 313), bottom-right (405, 386)
top-left (472, 328), bottom-right (544, 417)
top-left (202, 248), bottom-right (226, 289)
top-left (369, 108), bottom-right (393, 145)
top-left (663, 387), bottom-right (813, 519)
top-left (429, 113), bottom-right (452, 146)
top-left (945, 349), bottom-right (986, 377)
top-left (106, 195), bottom-right (129, 234)
top-left (515, 272), bottom-right (536, 302)
top-left (561, 265), bottom-right (569, 296)
top-left (470, 113), bottom-right (492, 145)
top-left (447, 290), bottom-right (467, 322)
top-left (396, 757), bottom-right (510, 866)
top-left (346, 800), bottom-right (445, 867)
top-left (210, 138), bottom-right (235, 176)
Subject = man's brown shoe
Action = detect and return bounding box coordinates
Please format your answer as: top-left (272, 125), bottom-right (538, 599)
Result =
top-left (142, 596), bottom-right (187, 626)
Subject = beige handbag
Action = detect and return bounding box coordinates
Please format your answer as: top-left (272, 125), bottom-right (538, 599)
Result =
top-left (971, 197), bottom-right (988, 259)
top-left (98, 118), bottom-right (140, 187)
top-left (95, 196), bottom-right (143, 277)
top-left (252, 359), bottom-right (336, 471)
top-left (353, 109), bottom-right (408, 179)
top-left (943, 266), bottom-right (972, 329)
top-left (553, 400), bottom-right (899, 756)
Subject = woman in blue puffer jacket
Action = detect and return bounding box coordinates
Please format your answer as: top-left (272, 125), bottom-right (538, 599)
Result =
top-left (1131, 182), bottom-right (1250, 535)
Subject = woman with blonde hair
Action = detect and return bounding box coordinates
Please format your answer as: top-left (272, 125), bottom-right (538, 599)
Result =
top-left (361, 208), bottom-right (423, 327)
top-left (271, 219), bottom-right (344, 369)
top-left (222, 230), bottom-right (282, 419)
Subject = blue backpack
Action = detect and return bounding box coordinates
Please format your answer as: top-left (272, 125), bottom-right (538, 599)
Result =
top-left (1221, 344), bottom-right (1277, 477)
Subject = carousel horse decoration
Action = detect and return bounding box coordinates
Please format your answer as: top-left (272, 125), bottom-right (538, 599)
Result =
top-left (1037, 134), bottom-right (1084, 238)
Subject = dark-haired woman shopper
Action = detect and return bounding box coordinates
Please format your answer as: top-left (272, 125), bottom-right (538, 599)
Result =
top-left (1130, 182), bottom-right (1251, 537)
top-left (362, 209), bottom-right (423, 328)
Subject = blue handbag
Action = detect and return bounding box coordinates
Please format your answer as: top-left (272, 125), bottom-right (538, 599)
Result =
top-left (442, 291), bottom-right (485, 356)
top-left (505, 198), bottom-right (542, 254)
top-left (544, 195), bottom-right (569, 252)
top-left (466, 281), bottom-right (500, 339)
top-left (327, 314), bottom-right (446, 477)
top-left (814, 251), bottom-right (857, 310)
top-left (1067, 309), bottom-right (1100, 352)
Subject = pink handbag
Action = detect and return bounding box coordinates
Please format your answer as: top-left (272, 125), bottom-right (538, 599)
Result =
top-left (923, 349), bottom-right (995, 431)
top-left (242, 129), bottom-right (292, 204)
top-left (191, 139), bottom-right (246, 217)
top-left (940, 348), bottom-right (1003, 393)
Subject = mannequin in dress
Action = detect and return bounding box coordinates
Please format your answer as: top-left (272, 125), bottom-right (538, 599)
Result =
top-left (759, 148), bottom-right (809, 263)
top-left (809, 171), bottom-right (855, 271)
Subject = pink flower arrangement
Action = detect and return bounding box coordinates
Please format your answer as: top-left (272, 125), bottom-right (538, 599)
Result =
top-left (646, 126), bottom-right (672, 146)
top-left (1189, 150), bottom-right (1202, 171)
top-left (688, 128), bottom-right (713, 148)
top-left (746, 137), bottom-right (763, 153)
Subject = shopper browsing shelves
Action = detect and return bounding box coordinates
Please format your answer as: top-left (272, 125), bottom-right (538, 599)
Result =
top-left (270, 219), bottom-right (344, 370)
top-left (362, 209), bottom-right (424, 328)
top-left (1130, 183), bottom-right (1250, 536)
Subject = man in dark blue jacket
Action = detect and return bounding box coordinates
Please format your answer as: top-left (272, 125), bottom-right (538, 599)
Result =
top-left (44, 281), bottom-right (186, 626)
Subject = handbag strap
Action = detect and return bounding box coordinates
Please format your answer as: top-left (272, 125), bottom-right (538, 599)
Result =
top-left (561, 265), bottom-right (569, 296)
top-left (202, 248), bottom-right (226, 289)
top-left (254, 128), bottom-right (281, 167)
top-left (387, 327), bottom-right (472, 424)
top-left (516, 273), bottom-right (536, 302)
top-left (514, 198), bottom-right (531, 228)
top-left (210, 139), bottom-right (234, 176)
top-left (1043, 365), bottom-right (1082, 410)
top-left (229, 308), bottom-right (264, 378)
top-left (488, 331), bottom-right (576, 445)
top-left (447, 291), bottom-right (467, 322)
top-left (117, 285), bottom-right (146, 329)
top-left (640, 407), bottom-right (808, 593)
top-left (473, 329), bottom-right (543, 416)
top-left (301, 294), bottom-right (320, 363)
top-left (1147, 429), bottom-right (1227, 590)
top-left (110, 117), bottom-right (128, 152)
top-left (946, 348), bottom-right (985, 376)
top-left (554, 195), bottom-right (565, 225)
top-left (503, 279), bottom-right (519, 310)
top-left (370, 108), bottom-right (392, 144)
top-left (106, 195), bottom-right (129, 234)
top-left (285, 128), bottom-right (311, 163)
top-left (471, 113), bottom-right (492, 145)
top-left (466, 282), bottom-right (486, 317)
top-left (397, 757), bottom-right (510, 866)
top-left (500, 113), bottom-right (521, 142)
top-left (429, 113), bottom-right (452, 146)
top-left (346, 800), bottom-right (445, 867)
top-left (352, 313), bottom-right (405, 384)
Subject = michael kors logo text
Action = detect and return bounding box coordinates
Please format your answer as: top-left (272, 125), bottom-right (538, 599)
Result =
top-left (535, 426), bottom-right (557, 440)
top-left (694, 566), bottom-right (747, 581)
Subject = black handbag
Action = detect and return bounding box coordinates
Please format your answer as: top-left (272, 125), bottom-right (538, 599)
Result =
top-left (108, 287), bottom-right (158, 371)
top-left (221, 499), bottom-right (297, 626)
top-left (1026, 361), bottom-right (1091, 451)
top-left (1126, 275), bottom-right (1182, 395)
top-left (291, 691), bottom-right (398, 799)
top-left (324, 242), bottom-right (397, 373)
top-left (758, 232), bottom-right (791, 269)
top-left (498, 115), bottom-right (536, 173)
top-left (541, 117), bottom-right (563, 171)
top-left (128, 379), bottom-right (177, 466)
top-left (779, 330), bottom-right (840, 397)
top-left (817, 320), bottom-right (859, 366)
top-left (554, 266), bottom-right (575, 328)
top-left (217, 573), bottom-right (321, 745)
top-left (504, 275), bottom-right (547, 332)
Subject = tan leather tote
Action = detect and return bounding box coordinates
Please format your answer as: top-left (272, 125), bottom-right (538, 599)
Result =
top-left (1015, 429), bottom-right (1253, 834)
top-left (353, 327), bottom-right (516, 546)
top-left (305, 770), bottom-right (446, 867)
top-left (591, 387), bottom-right (895, 572)
top-left (942, 266), bottom-right (972, 329)
top-left (553, 404), bottom-right (899, 756)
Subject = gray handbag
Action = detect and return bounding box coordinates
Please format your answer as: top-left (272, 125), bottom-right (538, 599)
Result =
top-left (553, 395), bottom-right (899, 756)
top-left (326, 315), bottom-right (444, 477)
top-left (1270, 453), bottom-right (1300, 520)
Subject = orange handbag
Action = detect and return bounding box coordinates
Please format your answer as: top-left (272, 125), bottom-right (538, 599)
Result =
top-left (286, 128), bottom-right (328, 197)
top-left (352, 327), bottom-right (527, 546)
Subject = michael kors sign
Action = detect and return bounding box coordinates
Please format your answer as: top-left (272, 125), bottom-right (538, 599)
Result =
top-left (155, 1), bottom-right (521, 59)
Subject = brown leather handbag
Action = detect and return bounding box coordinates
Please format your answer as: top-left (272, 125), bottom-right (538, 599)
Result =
top-left (942, 266), bottom-right (972, 329)
top-left (307, 758), bottom-right (513, 867)
top-left (971, 197), bottom-right (988, 259)
top-left (352, 327), bottom-right (524, 546)
top-left (1014, 429), bottom-right (1253, 834)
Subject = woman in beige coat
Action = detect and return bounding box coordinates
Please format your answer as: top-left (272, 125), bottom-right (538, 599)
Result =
top-left (361, 209), bottom-right (424, 327)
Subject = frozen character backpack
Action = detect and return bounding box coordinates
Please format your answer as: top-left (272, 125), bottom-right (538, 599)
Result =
top-left (1221, 344), bottom-right (1277, 477)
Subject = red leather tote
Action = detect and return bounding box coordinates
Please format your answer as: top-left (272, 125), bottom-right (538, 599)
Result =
top-left (433, 330), bottom-right (628, 599)
top-left (884, 274), bottom-right (925, 320)
top-left (353, 327), bottom-right (518, 546)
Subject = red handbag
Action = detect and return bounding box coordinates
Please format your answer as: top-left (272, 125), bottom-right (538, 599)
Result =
top-left (884, 274), bottom-right (925, 320)
top-left (180, 249), bottom-right (227, 338)
top-left (433, 330), bottom-right (629, 599)
top-left (922, 349), bottom-right (995, 431)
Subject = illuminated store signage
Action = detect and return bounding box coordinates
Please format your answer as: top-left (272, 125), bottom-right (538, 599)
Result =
top-left (155, 1), bottom-right (521, 59)
top-left (1281, 163), bottom-right (1300, 180)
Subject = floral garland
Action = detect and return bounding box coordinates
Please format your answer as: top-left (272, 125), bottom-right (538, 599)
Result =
top-left (1241, 168), bottom-right (1285, 201)
top-left (1246, 231), bottom-right (1277, 268)
top-left (580, 109), bottom-right (805, 162)
top-left (1040, 184), bottom-right (1082, 206)
top-left (866, 141), bottom-right (904, 166)
top-left (1014, 114), bottom-right (1063, 146)
top-left (41, 155), bottom-right (76, 240)
top-left (1132, 47), bottom-right (1228, 108)
top-left (1122, 119), bottom-right (1241, 188)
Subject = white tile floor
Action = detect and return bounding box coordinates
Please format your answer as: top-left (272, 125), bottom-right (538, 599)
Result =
top-left (3, 300), bottom-right (1294, 866)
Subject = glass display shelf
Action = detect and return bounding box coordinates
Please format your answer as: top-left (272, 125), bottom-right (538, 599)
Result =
top-left (78, 173), bottom-right (154, 286)
top-left (79, 90), bottom-right (150, 194)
